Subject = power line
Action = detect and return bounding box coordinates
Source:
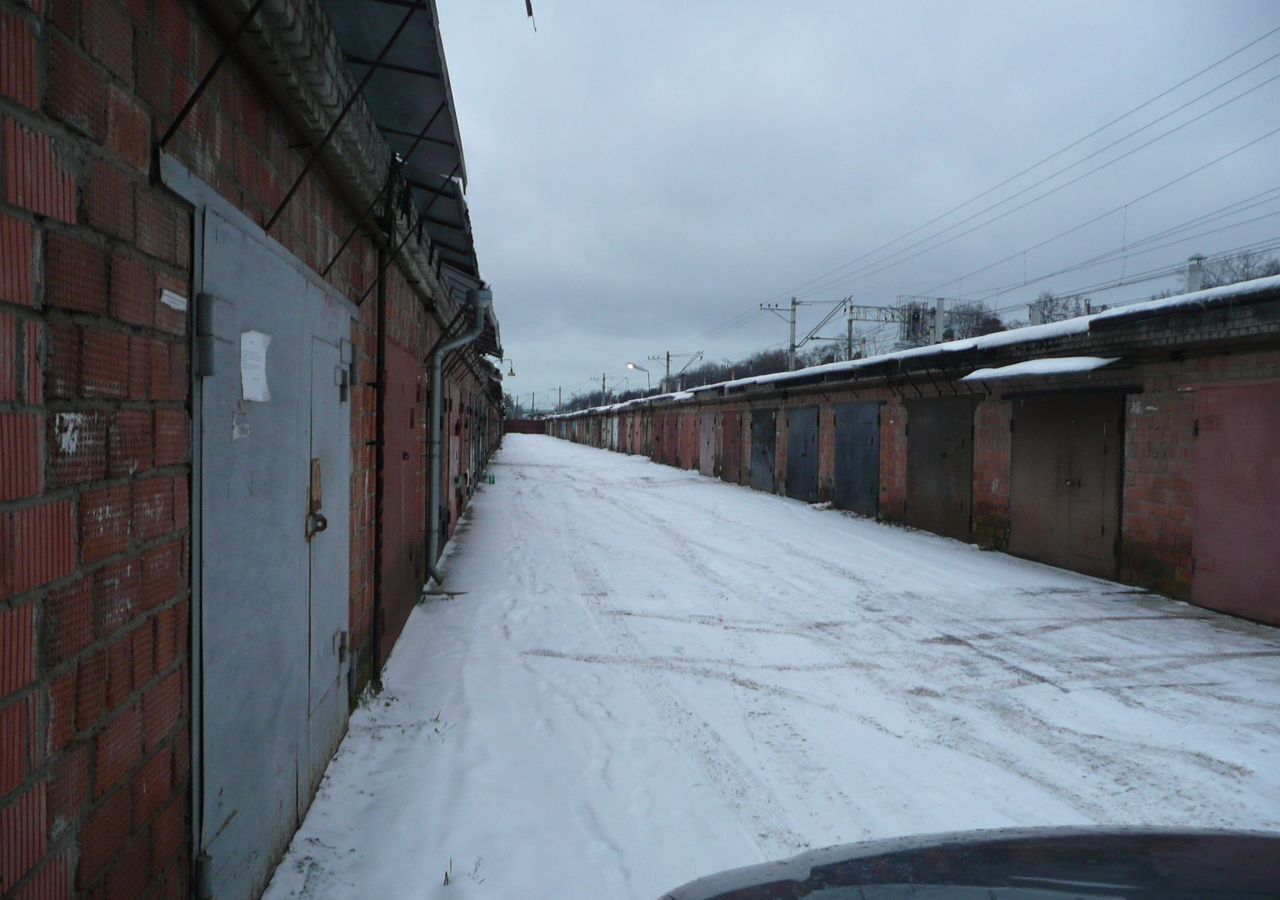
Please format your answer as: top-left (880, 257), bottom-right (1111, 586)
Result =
top-left (961, 189), bottom-right (1280, 301)
top-left (918, 122), bottom-right (1280, 295)
top-left (803, 67), bottom-right (1280, 298)
top-left (985, 235), bottom-right (1280, 317)
top-left (761, 23), bottom-right (1280, 303)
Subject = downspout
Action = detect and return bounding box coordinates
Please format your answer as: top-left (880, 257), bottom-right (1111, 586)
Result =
top-left (370, 166), bottom-right (396, 690)
top-left (427, 286), bottom-right (492, 585)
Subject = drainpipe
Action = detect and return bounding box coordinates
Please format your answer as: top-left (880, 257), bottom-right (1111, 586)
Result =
top-left (427, 285), bottom-right (492, 585)
top-left (370, 166), bottom-right (397, 689)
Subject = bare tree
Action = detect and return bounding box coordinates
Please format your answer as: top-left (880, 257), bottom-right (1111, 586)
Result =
top-left (1200, 251), bottom-right (1280, 289)
top-left (1029, 291), bottom-right (1087, 324)
top-left (943, 301), bottom-right (1005, 340)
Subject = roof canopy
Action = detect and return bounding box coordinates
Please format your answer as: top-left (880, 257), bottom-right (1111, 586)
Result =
top-left (320, 0), bottom-right (481, 283)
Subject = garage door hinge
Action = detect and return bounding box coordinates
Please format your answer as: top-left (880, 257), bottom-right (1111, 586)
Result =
top-left (194, 292), bottom-right (217, 377)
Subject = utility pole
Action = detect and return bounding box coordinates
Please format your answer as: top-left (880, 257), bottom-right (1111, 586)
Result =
top-left (846, 305), bottom-right (854, 360)
top-left (789, 297), bottom-right (798, 370)
top-left (529, 391), bottom-right (535, 416)
top-left (933, 297), bottom-right (946, 344)
top-left (650, 351), bottom-right (700, 392)
top-left (762, 296), bottom-right (845, 369)
top-left (601, 372), bottom-right (607, 401)
top-left (557, 385), bottom-right (562, 411)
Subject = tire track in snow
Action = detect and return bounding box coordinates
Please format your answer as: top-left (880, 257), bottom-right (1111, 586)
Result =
top-left (563, 468), bottom-right (1137, 824)
top-left (552, 508), bottom-right (809, 860)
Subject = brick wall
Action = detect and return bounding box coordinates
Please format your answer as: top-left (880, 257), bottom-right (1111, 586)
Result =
top-left (1, 0), bottom-right (192, 895)
top-left (0, 0), bottom-right (503, 896)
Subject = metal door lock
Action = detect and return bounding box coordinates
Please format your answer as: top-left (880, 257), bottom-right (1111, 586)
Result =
top-left (307, 512), bottom-right (328, 537)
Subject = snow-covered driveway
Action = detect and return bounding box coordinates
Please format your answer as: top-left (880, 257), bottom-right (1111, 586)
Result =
top-left (265, 434), bottom-right (1280, 900)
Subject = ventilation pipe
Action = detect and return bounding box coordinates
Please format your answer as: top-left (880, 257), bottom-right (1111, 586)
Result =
top-left (427, 285), bottom-right (492, 586)
top-left (1186, 254), bottom-right (1205, 293)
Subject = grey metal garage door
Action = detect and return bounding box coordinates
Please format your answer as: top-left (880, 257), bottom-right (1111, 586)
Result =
top-left (785, 406), bottom-right (820, 502)
top-left (750, 409), bottom-right (777, 493)
top-left (833, 401), bottom-right (880, 516)
top-left (196, 208), bottom-right (352, 900)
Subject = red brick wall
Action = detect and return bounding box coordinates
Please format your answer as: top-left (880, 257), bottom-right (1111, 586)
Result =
top-left (0, 0), bottom-right (503, 896)
top-left (1, 0), bottom-right (192, 894)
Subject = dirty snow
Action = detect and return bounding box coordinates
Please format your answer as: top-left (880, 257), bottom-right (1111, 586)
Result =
top-left (264, 435), bottom-right (1280, 900)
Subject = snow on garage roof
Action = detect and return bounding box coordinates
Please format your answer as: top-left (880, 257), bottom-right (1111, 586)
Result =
top-left (718, 273), bottom-right (1280, 394)
top-left (961, 357), bottom-right (1121, 382)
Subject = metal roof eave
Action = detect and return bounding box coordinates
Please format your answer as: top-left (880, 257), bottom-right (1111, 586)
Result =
top-left (319, 0), bottom-right (468, 187)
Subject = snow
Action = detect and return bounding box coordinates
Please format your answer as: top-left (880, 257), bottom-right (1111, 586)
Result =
top-left (1089, 271), bottom-right (1280, 323)
top-left (960, 356), bottom-right (1120, 381)
top-left (264, 436), bottom-right (1280, 900)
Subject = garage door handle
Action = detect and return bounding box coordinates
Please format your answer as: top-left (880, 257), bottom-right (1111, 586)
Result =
top-left (1065, 478), bottom-right (1081, 488)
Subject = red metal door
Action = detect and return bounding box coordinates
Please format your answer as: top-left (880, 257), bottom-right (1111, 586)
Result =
top-left (1192, 382), bottom-right (1280, 624)
top-left (379, 343), bottom-right (425, 667)
top-left (721, 411), bottom-right (742, 484)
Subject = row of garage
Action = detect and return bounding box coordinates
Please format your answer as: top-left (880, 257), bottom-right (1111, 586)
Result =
top-left (547, 276), bottom-right (1280, 626)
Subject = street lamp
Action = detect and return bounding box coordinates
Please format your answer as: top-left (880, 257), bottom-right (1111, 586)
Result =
top-left (626, 361), bottom-right (651, 391)
top-left (501, 358), bottom-right (516, 377)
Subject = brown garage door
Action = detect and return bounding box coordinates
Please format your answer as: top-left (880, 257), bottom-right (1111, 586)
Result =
top-left (379, 343), bottom-right (426, 667)
top-left (721, 411), bottom-right (742, 484)
top-left (1192, 382), bottom-right (1280, 624)
top-left (905, 397), bottom-right (975, 541)
top-left (679, 412), bottom-right (699, 469)
top-left (663, 413), bottom-right (679, 466)
top-left (1009, 392), bottom-right (1123, 579)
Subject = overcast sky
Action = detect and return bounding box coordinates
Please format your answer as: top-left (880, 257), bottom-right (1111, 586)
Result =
top-left (436, 1), bottom-right (1280, 408)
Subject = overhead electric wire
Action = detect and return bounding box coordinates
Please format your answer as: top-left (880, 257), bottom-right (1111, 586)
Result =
top-left (973, 211), bottom-right (1280, 303)
top-left (959, 188), bottom-right (1280, 301)
top-left (760, 23), bottom-right (1280, 304)
top-left (916, 122), bottom-right (1280, 295)
top-left (981, 235), bottom-right (1280, 317)
top-left (801, 68), bottom-right (1280, 298)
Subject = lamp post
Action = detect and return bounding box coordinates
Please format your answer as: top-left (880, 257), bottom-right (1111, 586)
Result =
top-left (626, 361), bottom-right (651, 392)
top-left (500, 358), bottom-right (516, 377)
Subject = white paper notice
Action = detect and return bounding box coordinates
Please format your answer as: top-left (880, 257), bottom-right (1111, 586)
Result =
top-left (240, 331), bottom-right (271, 402)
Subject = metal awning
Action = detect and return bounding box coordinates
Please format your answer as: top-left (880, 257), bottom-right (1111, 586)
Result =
top-left (960, 357), bottom-right (1121, 382)
top-left (319, 0), bottom-right (466, 185)
top-left (319, 0), bottom-right (481, 281)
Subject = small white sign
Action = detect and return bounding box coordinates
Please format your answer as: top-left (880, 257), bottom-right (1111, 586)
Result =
top-left (240, 330), bottom-right (271, 402)
top-left (160, 289), bottom-right (188, 312)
